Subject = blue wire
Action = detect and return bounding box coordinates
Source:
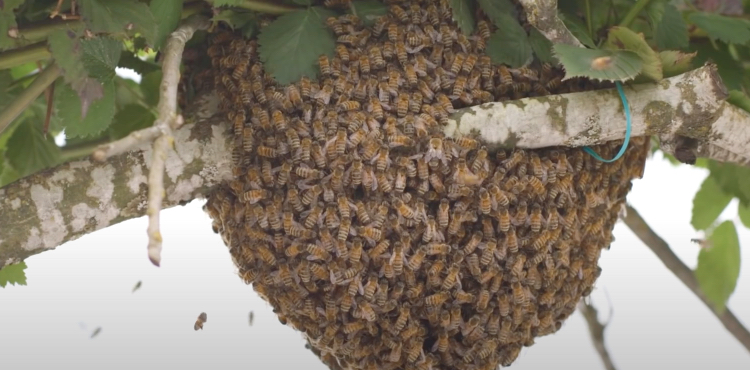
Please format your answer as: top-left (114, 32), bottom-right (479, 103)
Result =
top-left (582, 81), bottom-right (631, 162)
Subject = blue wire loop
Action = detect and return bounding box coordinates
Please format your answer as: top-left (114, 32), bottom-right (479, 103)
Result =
top-left (582, 81), bottom-right (631, 162)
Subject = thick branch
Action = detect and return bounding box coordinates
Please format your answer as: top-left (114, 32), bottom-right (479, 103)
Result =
top-left (442, 64), bottom-right (750, 166)
top-left (518, 0), bottom-right (584, 47)
top-left (0, 93), bottom-right (232, 270)
top-left (578, 300), bottom-right (618, 370)
top-left (622, 205), bottom-right (750, 353)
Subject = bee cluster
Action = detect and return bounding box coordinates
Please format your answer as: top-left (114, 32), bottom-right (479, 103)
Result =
top-left (201, 1), bottom-right (650, 369)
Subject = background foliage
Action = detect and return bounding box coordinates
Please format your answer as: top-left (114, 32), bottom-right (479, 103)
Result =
top-left (0, 0), bottom-right (746, 312)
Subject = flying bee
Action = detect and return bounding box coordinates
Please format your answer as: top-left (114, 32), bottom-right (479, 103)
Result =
top-left (194, 312), bottom-right (207, 331)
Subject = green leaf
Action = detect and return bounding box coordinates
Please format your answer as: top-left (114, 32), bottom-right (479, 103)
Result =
top-left (708, 160), bottom-right (750, 205)
top-left (349, 1), bottom-right (388, 27)
top-left (553, 44), bottom-right (643, 82)
top-left (692, 176), bottom-right (734, 230)
top-left (528, 27), bottom-right (556, 64)
top-left (0, 0), bottom-right (24, 51)
top-left (79, 0), bottom-right (158, 46)
top-left (258, 7), bottom-right (337, 84)
top-left (150, 0), bottom-right (183, 49)
top-left (109, 104), bottom-right (156, 140)
top-left (477, 0), bottom-right (516, 27)
top-left (10, 62), bottom-right (39, 80)
top-left (5, 120), bottom-right (61, 177)
top-left (291, 0), bottom-right (312, 5)
top-left (448, 0), bottom-right (475, 36)
top-left (689, 12), bottom-right (750, 45)
top-left (659, 50), bottom-right (695, 77)
top-left (0, 262), bottom-right (27, 288)
top-left (212, 0), bottom-right (246, 5)
top-left (739, 202), bottom-right (750, 229)
top-left (655, 4), bottom-right (689, 50)
top-left (114, 76), bottom-right (145, 110)
top-left (486, 13), bottom-right (532, 68)
top-left (604, 26), bottom-right (663, 81)
top-left (728, 90), bottom-right (750, 113)
top-left (53, 79), bottom-right (116, 139)
top-left (695, 221), bottom-right (741, 313)
top-left (213, 9), bottom-right (257, 30)
top-left (644, 0), bottom-right (666, 29)
top-left (140, 70), bottom-right (163, 107)
top-left (0, 156), bottom-right (20, 187)
top-left (559, 13), bottom-right (596, 48)
top-left (48, 28), bottom-right (88, 87)
top-left (81, 36), bottom-right (122, 83)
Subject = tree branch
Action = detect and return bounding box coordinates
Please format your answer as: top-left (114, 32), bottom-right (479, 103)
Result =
top-left (0, 62), bottom-right (60, 136)
top-left (518, 0), bottom-right (584, 47)
top-left (0, 93), bottom-right (233, 270)
top-left (578, 299), bottom-right (618, 370)
top-left (622, 205), bottom-right (750, 353)
top-left (441, 63), bottom-right (750, 167)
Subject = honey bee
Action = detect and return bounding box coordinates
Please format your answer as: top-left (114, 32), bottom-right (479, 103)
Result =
top-left (425, 291), bottom-right (451, 307)
top-left (462, 53), bottom-right (478, 74)
top-left (529, 203), bottom-right (543, 233)
top-left (359, 54), bottom-right (371, 75)
top-left (425, 243), bottom-right (451, 255)
top-left (194, 312), bottom-right (207, 331)
top-left (506, 227), bottom-right (519, 253)
top-left (390, 4), bottom-right (409, 23)
top-left (240, 189), bottom-right (268, 204)
top-left (480, 239), bottom-right (496, 266)
top-left (318, 54), bottom-right (331, 76)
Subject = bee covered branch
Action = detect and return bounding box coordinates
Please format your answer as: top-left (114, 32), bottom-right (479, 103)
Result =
top-left (442, 64), bottom-right (750, 167)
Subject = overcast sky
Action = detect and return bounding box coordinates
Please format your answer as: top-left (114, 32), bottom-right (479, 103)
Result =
top-left (1, 149), bottom-right (748, 370)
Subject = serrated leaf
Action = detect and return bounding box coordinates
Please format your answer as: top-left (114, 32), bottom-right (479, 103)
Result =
top-left (659, 50), bottom-right (695, 77)
top-left (109, 104), bottom-right (156, 140)
top-left (689, 12), bottom-right (750, 45)
top-left (5, 120), bottom-right (61, 177)
top-left (53, 79), bottom-right (116, 138)
top-left (477, 0), bottom-right (515, 28)
top-left (655, 4), bottom-right (689, 50)
top-left (81, 36), bottom-right (122, 83)
top-left (150, 0), bottom-right (183, 49)
top-left (48, 28), bottom-right (87, 86)
top-left (528, 27), bottom-right (556, 64)
top-left (350, 1), bottom-right (388, 27)
top-left (739, 202), bottom-right (750, 229)
top-left (0, 0), bottom-right (24, 51)
top-left (604, 26), bottom-right (663, 81)
top-left (708, 160), bottom-right (750, 205)
top-left (728, 90), bottom-right (750, 113)
top-left (79, 0), bottom-right (158, 46)
top-left (559, 13), bottom-right (596, 48)
top-left (553, 44), bottom-right (643, 82)
top-left (258, 7), bottom-right (337, 84)
top-left (141, 70), bottom-right (163, 107)
top-left (0, 261), bottom-right (27, 288)
top-left (486, 14), bottom-right (532, 68)
top-left (695, 221), bottom-right (741, 313)
top-left (448, 0), bottom-right (475, 36)
top-left (692, 176), bottom-right (733, 230)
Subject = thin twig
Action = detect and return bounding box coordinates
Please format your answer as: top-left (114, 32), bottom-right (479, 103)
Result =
top-left (0, 42), bottom-right (51, 70)
top-left (207, 0), bottom-right (299, 14)
top-left (144, 14), bottom-right (210, 266)
top-left (579, 299), bottom-right (618, 370)
top-left (0, 62), bottom-right (61, 136)
top-left (92, 126), bottom-right (163, 161)
top-left (623, 205), bottom-right (750, 353)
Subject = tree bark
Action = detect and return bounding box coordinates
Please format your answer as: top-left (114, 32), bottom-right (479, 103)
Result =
top-left (0, 93), bottom-right (232, 269)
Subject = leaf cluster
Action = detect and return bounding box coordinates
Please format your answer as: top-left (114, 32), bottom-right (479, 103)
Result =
top-left (553, 0), bottom-right (750, 313)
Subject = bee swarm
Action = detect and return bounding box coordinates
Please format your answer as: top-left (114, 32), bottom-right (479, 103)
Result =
top-left (201, 1), bottom-right (649, 369)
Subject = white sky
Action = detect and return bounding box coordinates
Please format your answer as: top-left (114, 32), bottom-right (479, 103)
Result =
top-left (0, 152), bottom-right (748, 369)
